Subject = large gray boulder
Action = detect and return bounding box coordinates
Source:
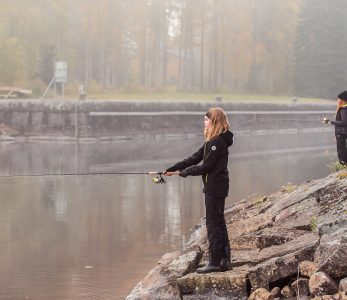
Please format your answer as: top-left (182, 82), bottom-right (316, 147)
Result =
top-left (127, 171), bottom-right (347, 299)
top-left (248, 288), bottom-right (271, 300)
top-left (300, 260), bottom-right (319, 277)
top-left (339, 277), bottom-right (347, 293)
top-left (316, 235), bottom-right (347, 279)
top-left (177, 268), bottom-right (248, 300)
top-left (309, 272), bottom-right (338, 297)
top-left (126, 247), bottom-right (202, 300)
top-left (291, 278), bottom-right (310, 297)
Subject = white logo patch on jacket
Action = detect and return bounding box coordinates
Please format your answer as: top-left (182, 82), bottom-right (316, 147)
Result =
top-left (212, 146), bottom-right (216, 151)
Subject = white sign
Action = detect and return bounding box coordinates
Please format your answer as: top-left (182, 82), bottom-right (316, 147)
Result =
top-left (54, 61), bottom-right (67, 83)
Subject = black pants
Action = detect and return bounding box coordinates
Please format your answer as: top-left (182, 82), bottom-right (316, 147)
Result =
top-left (204, 193), bottom-right (230, 262)
top-left (336, 134), bottom-right (347, 164)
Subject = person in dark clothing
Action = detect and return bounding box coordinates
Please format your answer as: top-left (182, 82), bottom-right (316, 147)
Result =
top-left (323, 91), bottom-right (347, 165)
top-left (164, 107), bottom-right (234, 273)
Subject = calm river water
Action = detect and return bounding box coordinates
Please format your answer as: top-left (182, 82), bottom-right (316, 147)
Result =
top-left (0, 132), bottom-right (335, 299)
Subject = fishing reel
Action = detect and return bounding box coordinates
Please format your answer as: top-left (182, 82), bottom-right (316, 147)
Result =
top-left (322, 117), bottom-right (331, 125)
top-left (152, 173), bottom-right (166, 184)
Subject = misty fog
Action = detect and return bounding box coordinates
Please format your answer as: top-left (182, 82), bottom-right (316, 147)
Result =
top-left (0, 1), bottom-right (345, 299)
top-left (1, 0), bottom-right (346, 99)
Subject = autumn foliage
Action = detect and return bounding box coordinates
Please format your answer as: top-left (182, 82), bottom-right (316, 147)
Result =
top-left (0, 0), bottom-right (346, 98)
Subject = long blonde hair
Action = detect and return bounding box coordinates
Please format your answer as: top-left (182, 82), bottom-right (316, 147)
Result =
top-left (336, 98), bottom-right (347, 114)
top-left (204, 107), bottom-right (230, 141)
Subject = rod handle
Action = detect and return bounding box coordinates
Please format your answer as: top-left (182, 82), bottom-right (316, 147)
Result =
top-left (148, 171), bottom-right (180, 175)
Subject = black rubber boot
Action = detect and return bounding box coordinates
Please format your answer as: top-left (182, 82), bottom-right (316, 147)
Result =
top-left (196, 260), bottom-right (221, 273)
top-left (196, 251), bottom-right (221, 274)
top-left (220, 245), bottom-right (232, 271)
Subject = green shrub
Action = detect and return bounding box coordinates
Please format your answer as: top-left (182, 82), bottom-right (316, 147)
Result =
top-left (328, 161), bottom-right (347, 172)
top-left (248, 194), bottom-right (267, 206)
top-left (281, 183), bottom-right (297, 193)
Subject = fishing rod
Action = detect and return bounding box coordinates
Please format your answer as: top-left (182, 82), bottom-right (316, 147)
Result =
top-left (229, 118), bottom-right (333, 132)
top-left (0, 171), bottom-right (180, 183)
top-left (237, 117), bottom-right (332, 124)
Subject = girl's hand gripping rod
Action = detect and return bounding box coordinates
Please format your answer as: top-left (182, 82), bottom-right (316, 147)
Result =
top-left (149, 171), bottom-right (180, 183)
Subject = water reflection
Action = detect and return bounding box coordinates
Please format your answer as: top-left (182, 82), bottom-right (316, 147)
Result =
top-left (0, 135), bottom-right (335, 299)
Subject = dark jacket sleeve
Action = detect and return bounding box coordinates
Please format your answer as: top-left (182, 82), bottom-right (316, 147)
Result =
top-left (331, 108), bottom-right (347, 127)
top-left (166, 145), bottom-right (204, 171)
top-left (184, 138), bottom-right (223, 176)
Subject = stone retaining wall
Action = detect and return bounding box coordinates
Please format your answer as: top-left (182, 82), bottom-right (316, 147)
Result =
top-left (0, 99), bottom-right (336, 140)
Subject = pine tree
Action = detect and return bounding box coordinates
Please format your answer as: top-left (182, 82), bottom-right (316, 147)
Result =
top-left (38, 44), bottom-right (56, 84)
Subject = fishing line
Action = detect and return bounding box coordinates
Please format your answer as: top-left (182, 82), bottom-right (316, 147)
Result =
top-left (0, 171), bottom-right (173, 183)
top-left (234, 117), bottom-right (329, 124)
top-left (260, 118), bottom-right (326, 123)
top-left (230, 117), bottom-right (334, 134)
top-left (0, 171), bottom-right (161, 177)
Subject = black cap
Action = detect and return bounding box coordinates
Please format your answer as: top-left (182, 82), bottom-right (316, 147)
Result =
top-left (337, 91), bottom-right (347, 101)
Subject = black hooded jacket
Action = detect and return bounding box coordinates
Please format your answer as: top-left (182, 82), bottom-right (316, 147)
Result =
top-left (331, 106), bottom-right (347, 135)
top-left (167, 130), bottom-right (234, 197)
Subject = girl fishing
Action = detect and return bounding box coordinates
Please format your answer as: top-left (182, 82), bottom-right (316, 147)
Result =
top-left (164, 107), bottom-right (234, 273)
top-left (323, 91), bottom-right (347, 165)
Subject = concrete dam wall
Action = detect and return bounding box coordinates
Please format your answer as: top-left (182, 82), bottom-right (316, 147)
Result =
top-left (0, 100), bottom-right (336, 142)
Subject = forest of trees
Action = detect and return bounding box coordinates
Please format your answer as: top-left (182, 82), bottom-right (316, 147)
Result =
top-left (0, 0), bottom-right (347, 98)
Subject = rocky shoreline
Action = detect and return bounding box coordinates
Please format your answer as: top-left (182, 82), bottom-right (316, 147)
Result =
top-left (126, 170), bottom-right (347, 300)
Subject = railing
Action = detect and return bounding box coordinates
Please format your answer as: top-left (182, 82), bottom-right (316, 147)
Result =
top-left (0, 87), bottom-right (32, 99)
